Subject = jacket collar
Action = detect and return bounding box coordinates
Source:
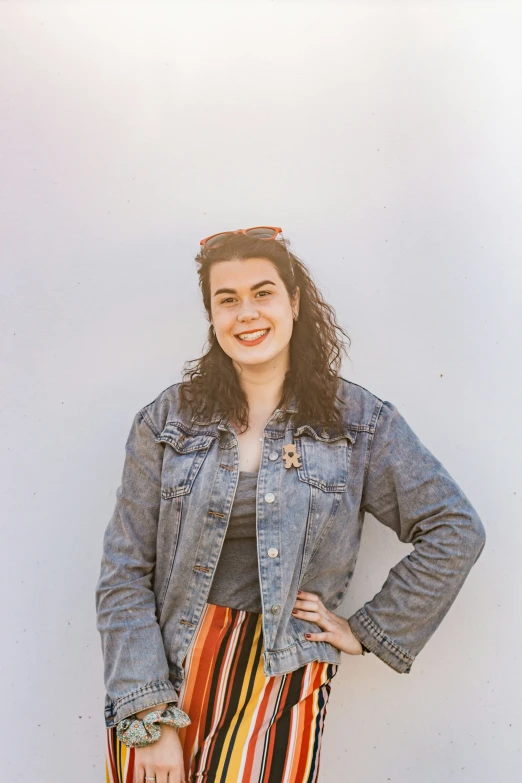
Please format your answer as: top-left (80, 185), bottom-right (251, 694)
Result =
top-left (190, 395), bottom-right (298, 427)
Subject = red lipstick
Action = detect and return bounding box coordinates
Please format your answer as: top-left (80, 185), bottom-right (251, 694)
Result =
top-left (234, 328), bottom-right (270, 347)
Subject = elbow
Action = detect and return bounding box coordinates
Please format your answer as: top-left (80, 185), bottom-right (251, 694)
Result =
top-left (456, 506), bottom-right (486, 568)
top-left (470, 511), bottom-right (486, 563)
top-left (447, 506), bottom-right (486, 573)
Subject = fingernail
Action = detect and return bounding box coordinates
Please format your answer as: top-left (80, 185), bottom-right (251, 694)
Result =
top-left (297, 590), bottom-right (303, 595)
top-left (292, 609), bottom-right (298, 614)
top-left (305, 633), bottom-right (311, 639)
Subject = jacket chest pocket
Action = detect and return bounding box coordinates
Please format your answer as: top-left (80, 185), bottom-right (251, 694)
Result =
top-left (294, 425), bottom-right (357, 492)
top-left (156, 423), bottom-right (216, 499)
top-left (293, 426), bottom-right (357, 585)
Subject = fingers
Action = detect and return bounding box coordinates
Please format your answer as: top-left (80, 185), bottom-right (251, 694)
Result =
top-left (293, 605), bottom-right (322, 628)
top-left (295, 591), bottom-right (322, 610)
top-left (303, 631), bottom-right (330, 642)
top-left (142, 769), bottom-right (178, 783)
top-left (293, 592), bottom-right (331, 629)
top-left (296, 590), bottom-right (320, 602)
top-left (293, 598), bottom-right (318, 612)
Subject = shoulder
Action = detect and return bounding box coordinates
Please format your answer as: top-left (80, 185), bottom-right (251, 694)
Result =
top-left (336, 376), bottom-right (387, 432)
top-left (136, 381), bottom-right (186, 437)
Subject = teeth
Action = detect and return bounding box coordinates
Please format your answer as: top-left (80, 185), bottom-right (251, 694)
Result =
top-left (238, 329), bottom-right (268, 341)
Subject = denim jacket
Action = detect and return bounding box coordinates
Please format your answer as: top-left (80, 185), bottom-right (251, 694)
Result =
top-left (95, 377), bottom-right (486, 728)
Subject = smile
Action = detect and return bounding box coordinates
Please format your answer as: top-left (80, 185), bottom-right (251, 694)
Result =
top-left (235, 328), bottom-right (270, 346)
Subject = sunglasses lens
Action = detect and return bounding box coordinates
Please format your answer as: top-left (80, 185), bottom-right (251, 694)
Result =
top-left (205, 232), bottom-right (232, 248)
top-left (204, 228), bottom-right (278, 248)
top-left (246, 228), bottom-right (276, 238)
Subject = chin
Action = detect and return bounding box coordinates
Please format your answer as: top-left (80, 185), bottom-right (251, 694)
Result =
top-left (235, 353), bottom-right (273, 366)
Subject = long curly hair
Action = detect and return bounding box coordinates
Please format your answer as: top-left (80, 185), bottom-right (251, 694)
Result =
top-left (179, 232), bottom-right (351, 432)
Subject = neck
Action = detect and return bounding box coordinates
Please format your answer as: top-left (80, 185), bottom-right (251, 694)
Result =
top-left (233, 351), bottom-right (289, 422)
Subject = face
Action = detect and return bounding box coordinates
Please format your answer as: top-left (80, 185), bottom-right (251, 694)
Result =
top-left (209, 258), bottom-right (299, 371)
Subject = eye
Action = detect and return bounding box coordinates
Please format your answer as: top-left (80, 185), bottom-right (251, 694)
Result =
top-left (256, 290), bottom-right (272, 298)
top-left (220, 297), bottom-right (236, 304)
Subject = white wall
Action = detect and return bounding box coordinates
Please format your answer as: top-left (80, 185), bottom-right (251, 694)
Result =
top-left (1, 1), bottom-right (520, 780)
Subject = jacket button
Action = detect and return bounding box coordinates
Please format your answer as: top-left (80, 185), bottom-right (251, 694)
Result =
top-left (268, 451), bottom-right (279, 461)
top-left (264, 492), bottom-right (275, 503)
top-left (267, 547), bottom-right (279, 558)
top-left (271, 604), bottom-right (281, 614)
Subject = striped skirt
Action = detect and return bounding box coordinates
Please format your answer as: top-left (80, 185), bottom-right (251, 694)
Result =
top-left (105, 602), bottom-right (338, 782)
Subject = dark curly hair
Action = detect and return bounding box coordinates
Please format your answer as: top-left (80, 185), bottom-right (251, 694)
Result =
top-left (179, 232), bottom-right (351, 432)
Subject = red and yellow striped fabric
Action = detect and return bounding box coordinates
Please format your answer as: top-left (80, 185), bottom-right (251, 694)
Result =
top-left (105, 602), bottom-right (338, 782)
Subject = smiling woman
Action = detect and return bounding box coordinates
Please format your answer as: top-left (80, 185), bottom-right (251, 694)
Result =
top-left (181, 230), bottom-right (351, 436)
top-left (210, 260), bottom-right (298, 368)
top-left (97, 227), bottom-right (486, 783)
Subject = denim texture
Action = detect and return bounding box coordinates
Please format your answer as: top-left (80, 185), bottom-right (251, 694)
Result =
top-left (95, 378), bottom-right (486, 727)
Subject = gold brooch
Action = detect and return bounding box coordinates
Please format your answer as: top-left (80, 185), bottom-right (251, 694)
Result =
top-left (282, 443), bottom-right (302, 469)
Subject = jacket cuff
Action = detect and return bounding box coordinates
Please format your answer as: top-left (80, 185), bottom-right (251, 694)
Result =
top-left (104, 680), bottom-right (180, 728)
top-left (347, 609), bottom-right (414, 674)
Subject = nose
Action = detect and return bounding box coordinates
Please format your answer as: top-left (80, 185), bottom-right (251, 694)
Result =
top-left (237, 300), bottom-right (260, 322)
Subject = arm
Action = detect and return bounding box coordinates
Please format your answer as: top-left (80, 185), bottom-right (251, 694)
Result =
top-left (95, 409), bottom-right (179, 727)
top-left (347, 399), bottom-right (486, 674)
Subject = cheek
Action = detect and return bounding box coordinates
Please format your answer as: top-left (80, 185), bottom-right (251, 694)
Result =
top-left (273, 315), bottom-right (294, 344)
top-left (278, 308), bottom-right (294, 330)
top-left (212, 313), bottom-right (232, 335)
top-left (270, 302), bottom-right (293, 325)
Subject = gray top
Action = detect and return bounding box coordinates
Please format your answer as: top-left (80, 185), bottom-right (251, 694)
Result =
top-left (207, 470), bottom-right (263, 613)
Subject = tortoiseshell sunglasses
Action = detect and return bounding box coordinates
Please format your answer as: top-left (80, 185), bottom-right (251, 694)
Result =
top-left (200, 226), bottom-right (283, 249)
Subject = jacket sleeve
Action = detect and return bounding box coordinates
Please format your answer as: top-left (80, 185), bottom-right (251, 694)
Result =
top-left (347, 399), bottom-right (486, 674)
top-left (95, 409), bottom-right (179, 727)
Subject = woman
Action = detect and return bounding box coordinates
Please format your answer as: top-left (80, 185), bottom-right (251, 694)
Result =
top-left (96, 226), bottom-right (486, 783)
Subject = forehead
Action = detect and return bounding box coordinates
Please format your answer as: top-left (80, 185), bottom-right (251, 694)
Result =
top-left (209, 258), bottom-right (282, 290)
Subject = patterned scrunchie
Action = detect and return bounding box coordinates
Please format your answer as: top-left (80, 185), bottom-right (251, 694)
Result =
top-left (116, 703), bottom-right (191, 748)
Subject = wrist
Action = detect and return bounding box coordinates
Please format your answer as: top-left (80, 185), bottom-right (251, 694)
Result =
top-left (117, 703), bottom-right (191, 749)
top-left (135, 702), bottom-right (168, 720)
top-left (346, 617), bottom-right (370, 655)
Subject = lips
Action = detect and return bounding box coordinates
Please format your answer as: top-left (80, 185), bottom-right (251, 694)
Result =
top-left (234, 328), bottom-right (270, 346)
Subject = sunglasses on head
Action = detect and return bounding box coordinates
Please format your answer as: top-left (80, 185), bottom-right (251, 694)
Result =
top-left (200, 226), bottom-right (283, 249)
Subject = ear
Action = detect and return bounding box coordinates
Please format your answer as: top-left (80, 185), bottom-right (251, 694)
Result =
top-left (293, 286), bottom-right (300, 314)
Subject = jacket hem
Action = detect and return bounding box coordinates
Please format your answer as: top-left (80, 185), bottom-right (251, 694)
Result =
top-left (347, 609), bottom-right (414, 674)
top-left (263, 636), bottom-right (342, 676)
top-left (104, 679), bottom-right (180, 728)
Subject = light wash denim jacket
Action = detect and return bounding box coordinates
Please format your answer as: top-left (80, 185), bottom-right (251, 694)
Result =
top-left (95, 377), bottom-right (486, 728)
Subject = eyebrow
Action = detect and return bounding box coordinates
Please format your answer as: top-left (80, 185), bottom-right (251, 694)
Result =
top-left (213, 279), bottom-right (277, 297)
